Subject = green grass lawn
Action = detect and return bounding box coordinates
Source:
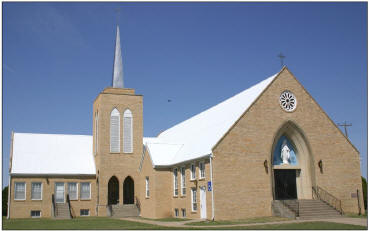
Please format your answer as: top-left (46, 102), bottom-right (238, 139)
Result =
top-left (2, 217), bottom-right (164, 230)
top-left (2, 217), bottom-right (367, 230)
top-left (185, 216), bottom-right (289, 226)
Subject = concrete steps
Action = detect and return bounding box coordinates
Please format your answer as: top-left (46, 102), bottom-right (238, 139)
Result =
top-left (55, 203), bottom-right (71, 219)
top-left (273, 199), bottom-right (341, 220)
top-left (111, 204), bottom-right (139, 218)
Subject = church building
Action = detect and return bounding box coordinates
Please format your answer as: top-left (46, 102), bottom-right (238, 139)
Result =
top-left (7, 26), bottom-right (364, 220)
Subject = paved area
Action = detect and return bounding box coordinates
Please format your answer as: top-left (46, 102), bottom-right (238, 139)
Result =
top-left (121, 216), bottom-right (368, 228)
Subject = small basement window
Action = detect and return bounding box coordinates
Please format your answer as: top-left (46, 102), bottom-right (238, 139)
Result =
top-left (80, 209), bottom-right (90, 216)
top-left (174, 208), bottom-right (179, 217)
top-left (31, 210), bottom-right (41, 218)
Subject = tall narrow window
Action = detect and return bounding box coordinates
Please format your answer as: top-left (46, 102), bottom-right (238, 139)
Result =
top-left (191, 163), bottom-right (196, 180)
top-left (110, 108), bottom-right (120, 153)
top-left (173, 168), bottom-right (178, 196)
top-left (123, 109), bottom-right (133, 153)
top-left (94, 111), bottom-right (99, 155)
top-left (145, 177), bottom-right (150, 198)
top-left (14, 182), bottom-right (26, 200)
top-left (199, 162), bottom-right (205, 179)
top-left (80, 182), bottom-right (91, 200)
top-left (191, 188), bottom-right (197, 211)
top-left (68, 182), bottom-right (78, 200)
top-left (31, 182), bottom-right (42, 200)
top-left (180, 167), bottom-right (186, 195)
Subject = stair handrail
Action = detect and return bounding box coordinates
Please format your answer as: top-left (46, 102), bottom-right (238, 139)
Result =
top-left (66, 194), bottom-right (75, 218)
top-left (312, 186), bottom-right (343, 215)
top-left (52, 194), bottom-right (56, 217)
top-left (276, 185), bottom-right (299, 217)
top-left (135, 196), bottom-right (141, 213)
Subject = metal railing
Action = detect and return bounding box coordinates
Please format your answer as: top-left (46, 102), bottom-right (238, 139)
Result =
top-left (135, 197), bottom-right (141, 213)
top-left (52, 194), bottom-right (56, 217)
top-left (66, 194), bottom-right (75, 218)
top-left (275, 185), bottom-right (299, 217)
top-left (312, 186), bottom-right (343, 215)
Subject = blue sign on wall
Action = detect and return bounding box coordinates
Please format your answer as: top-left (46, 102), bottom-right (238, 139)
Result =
top-left (207, 181), bottom-right (212, 191)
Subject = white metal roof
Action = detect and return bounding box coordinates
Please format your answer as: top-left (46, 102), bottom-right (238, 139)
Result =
top-left (11, 133), bottom-right (96, 175)
top-left (145, 72), bottom-right (278, 167)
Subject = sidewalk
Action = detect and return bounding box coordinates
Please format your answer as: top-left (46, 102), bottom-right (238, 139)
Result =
top-left (120, 217), bottom-right (367, 228)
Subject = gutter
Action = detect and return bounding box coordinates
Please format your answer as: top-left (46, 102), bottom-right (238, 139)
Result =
top-left (7, 174), bottom-right (11, 219)
top-left (7, 131), bottom-right (14, 219)
top-left (209, 154), bottom-right (215, 221)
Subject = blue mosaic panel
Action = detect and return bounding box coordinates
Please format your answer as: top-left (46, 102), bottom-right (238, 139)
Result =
top-left (273, 136), bottom-right (298, 166)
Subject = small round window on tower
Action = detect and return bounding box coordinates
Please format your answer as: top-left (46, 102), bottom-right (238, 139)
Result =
top-left (280, 90), bottom-right (297, 112)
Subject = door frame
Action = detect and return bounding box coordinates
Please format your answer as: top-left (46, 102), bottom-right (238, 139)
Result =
top-left (200, 186), bottom-right (207, 219)
top-left (55, 182), bottom-right (65, 203)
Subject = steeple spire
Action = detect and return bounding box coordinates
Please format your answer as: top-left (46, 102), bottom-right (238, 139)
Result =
top-left (112, 26), bottom-right (124, 88)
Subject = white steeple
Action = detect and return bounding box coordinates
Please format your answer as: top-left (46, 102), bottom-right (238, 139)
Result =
top-left (112, 26), bottom-right (124, 88)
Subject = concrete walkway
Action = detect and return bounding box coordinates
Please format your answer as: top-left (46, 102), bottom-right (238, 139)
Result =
top-left (121, 217), bottom-right (367, 228)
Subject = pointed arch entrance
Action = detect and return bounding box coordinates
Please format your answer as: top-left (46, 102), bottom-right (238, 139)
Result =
top-left (123, 176), bottom-right (134, 204)
top-left (271, 121), bottom-right (315, 200)
top-left (108, 176), bottom-right (119, 205)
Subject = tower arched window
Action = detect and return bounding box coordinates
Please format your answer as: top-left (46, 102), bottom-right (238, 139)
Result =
top-left (123, 109), bottom-right (133, 153)
top-left (110, 108), bottom-right (120, 153)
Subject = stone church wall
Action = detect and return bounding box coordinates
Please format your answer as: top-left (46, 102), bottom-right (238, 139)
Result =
top-left (212, 68), bottom-right (363, 220)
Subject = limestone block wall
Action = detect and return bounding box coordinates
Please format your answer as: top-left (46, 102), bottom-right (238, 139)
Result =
top-left (212, 68), bottom-right (363, 220)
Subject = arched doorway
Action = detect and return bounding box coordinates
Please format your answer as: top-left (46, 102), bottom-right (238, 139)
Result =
top-left (271, 121), bottom-right (315, 200)
top-left (108, 176), bottom-right (119, 205)
top-left (123, 176), bottom-right (134, 204)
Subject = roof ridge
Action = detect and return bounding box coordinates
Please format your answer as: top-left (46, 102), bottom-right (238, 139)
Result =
top-left (158, 73), bottom-right (278, 138)
top-left (13, 132), bottom-right (92, 137)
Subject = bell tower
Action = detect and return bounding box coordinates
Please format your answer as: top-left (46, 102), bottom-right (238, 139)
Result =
top-left (93, 26), bottom-right (143, 216)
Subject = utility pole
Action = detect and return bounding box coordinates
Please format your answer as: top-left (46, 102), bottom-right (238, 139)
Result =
top-left (337, 121), bottom-right (352, 138)
top-left (277, 52), bottom-right (286, 67)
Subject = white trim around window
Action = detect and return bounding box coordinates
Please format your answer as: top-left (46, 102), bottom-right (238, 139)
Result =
top-left (180, 166), bottom-right (186, 196)
top-left (145, 176), bottom-right (150, 198)
top-left (173, 168), bottom-right (178, 196)
top-left (80, 182), bottom-right (91, 200)
top-left (68, 182), bottom-right (78, 200)
top-left (191, 188), bottom-right (197, 212)
top-left (14, 182), bottom-right (26, 201)
top-left (190, 163), bottom-right (196, 180)
top-left (199, 161), bottom-right (205, 179)
top-left (31, 182), bottom-right (42, 200)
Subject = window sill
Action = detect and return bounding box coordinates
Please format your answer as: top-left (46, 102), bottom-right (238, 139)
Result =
top-left (198, 178), bottom-right (205, 181)
top-left (123, 152), bottom-right (134, 154)
top-left (190, 179), bottom-right (196, 182)
top-left (180, 195), bottom-right (186, 198)
top-left (80, 199), bottom-right (91, 201)
top-left (31, 199), bottom-right (42, 201)
top-left (145, 196), bottom-right (150, 199)
top-left (14, 199), bottom-right (26, 201)
top-left (191, 211), bottom-right (197, 214)
top-left (173, 195), bottom-right (179, 198)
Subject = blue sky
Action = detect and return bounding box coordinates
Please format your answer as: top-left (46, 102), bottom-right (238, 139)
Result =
top-left (3, 2), bottom-right (367, 187)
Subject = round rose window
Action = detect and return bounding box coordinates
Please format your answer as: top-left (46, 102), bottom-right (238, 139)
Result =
top-left (279, 91), bottom-right (297, 112)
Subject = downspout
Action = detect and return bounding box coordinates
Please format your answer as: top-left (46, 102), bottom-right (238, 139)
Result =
top-left (7, 174), bottom-right (11, 219)
top-left (209, 154), bottom-right (215, 221)
top-left (7, 131), bottom-right (14, 219)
